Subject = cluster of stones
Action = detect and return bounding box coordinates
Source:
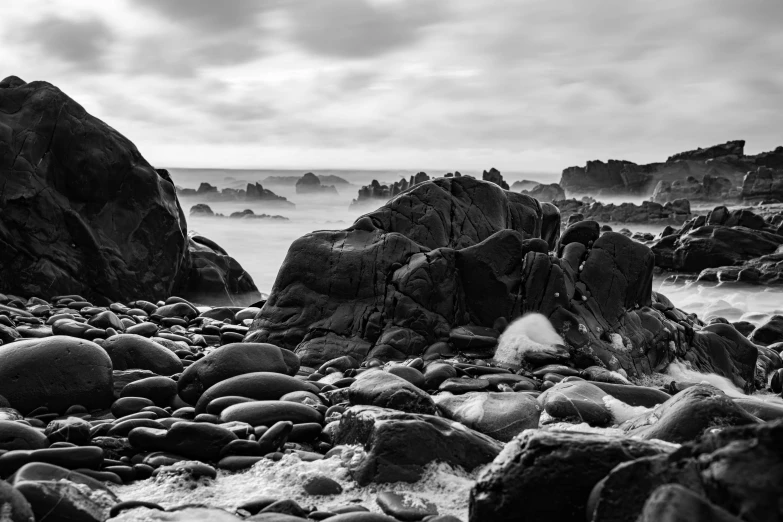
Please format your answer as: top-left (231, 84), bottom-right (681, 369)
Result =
top-left (1, 286), bottom-right (783, 521)
top-left (177, 182), bottom-right (294, 207)
top-left (189, 204), bottom-right (289, 221)
top-left (651, 205), bottom-right (783, 285)
top-left (557, 198), bottom-right (691, 226)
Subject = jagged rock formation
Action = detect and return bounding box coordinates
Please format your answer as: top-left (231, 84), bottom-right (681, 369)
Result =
top-left (482, 168), bottom-right (509, 189)
top-left (741, 167), bottom-right (783, 203)
top-left (188, 205), bottom-right (288, 221)
top-left (510, 179), bottom-right (540, 191)
top-left (248, 176), bottom-right (756, 389)
top-left (561, 140), bottom-right (783, 198)
top-left (652, 174), bottom-right (737, 204)
top-left (295, 172), bottom-right (338, 195)
top-left (350, 172), bottom-right (430, 207)
top-left (556, 199), bottom-right (691, 226)
top-left (177, 182), bottom-right (294, 207)
top-left (522, 183), bottom-right (565, 202)
top-left (652, 205), bottom-right (783, 284)
top-left (0, 76), bottom-right (260, 305)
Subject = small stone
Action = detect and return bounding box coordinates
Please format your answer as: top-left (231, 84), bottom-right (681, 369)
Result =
top-left (303, 474), bottom-right (343, 495)
top-left (376, 491), bottom-right (438, 521)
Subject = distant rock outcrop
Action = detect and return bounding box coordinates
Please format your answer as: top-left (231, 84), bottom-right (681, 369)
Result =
top-left (652, 174), bottom-right (737, 204)
top-left (295, 172), bottom-right (338, 195)
top-left (177, 182), bottom-right (294, 207)
top-left (510, 179), bottom-right (540, 191)
top-left (741, 167), bottom-right (783, 203)
top-left (0, 76), bottom-right (260, 305)
top-left (651, 205), bottom-right (783, 282)
top-left (482, 168), bottom-right (509, 189)
top-left (556, 199), bottom-right (691, 226)
top-left (263, 174), bottom-right (351, 187)
top-left (189, 205), bottom-right (288, 221)
top-left (350, 172), bottom-right (430, 207)
top-left (561, 140), bottom-right (783, 198)
top-left (522, 183), bottom-right (565, 202)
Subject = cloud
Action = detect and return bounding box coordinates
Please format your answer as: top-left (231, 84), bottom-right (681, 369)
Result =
top-left (1, 0), bottom-right (781, 171)
top-left (25, 16), bottom-right (113, 72)
top-left (135, 0), bottom-right (268, 32)
top-left (282, 0), bottom-right (445, 58)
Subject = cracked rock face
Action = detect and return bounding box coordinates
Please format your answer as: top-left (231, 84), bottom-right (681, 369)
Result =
top-left (0, 77), bottom-right (189, 303)
top-left (247, 177), bottom-right (755, 387)
top-left (0, 77), bottom-right (260, 305)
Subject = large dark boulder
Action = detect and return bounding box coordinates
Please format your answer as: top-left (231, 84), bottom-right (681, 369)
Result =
top-left (334, 405), bottom-right (503, 485)
top-left (0, 336), bottom-right (113, 414)
top-left (0, 77), bottom-right (188, 303)
top-left (0, 77), bottom-right (259, 305)
top-left (469, 430), bottom-right (674, 522)
top-left (247, 177), bottom-right (753, 385)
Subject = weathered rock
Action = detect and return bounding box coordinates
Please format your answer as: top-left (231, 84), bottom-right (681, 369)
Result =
top-left (0, 77), bottom-right (259, 306)
top-left (177, 343), bottom-right (299, 405)
top-left (335, 405), bottom-right (503, 485)
top-left (219, 400), bottom-right (323, 427)
top-left (11, 462), bottom-right (118, 521)
top-left (637, 484), bottom-right (743, 522)
top-left (521, 183), bottom-right (565, 202)
top-left (433, 391), bottom-right (540, 441)
top-left (539, 381), bottom-right (613, 426)
top-left (0, 336), bottom-right (113, 414)
top-left (560, 140), bottom-right (782, 198)
top-left (741, 166), bottom-right (783, 203)
top-left (0, 420), bottom-right (48, 450)
top-left (44, 417), bottom-right (92, 445)
top-left (0, 478), bottom-right (34, 522)
top-left (620, 385), bottom-right (759, 443)
top-left (120, 376), bottom-right (178, 407)
top-left (348, 370), bottom-right (436, 414)
top-left (556, 198), bottom-right (691, 225)
top-left (351, 172), bottom-right (431, 206)
top-left (128, 422), bottom-right (237, 461)
top-left (652, 175), bottom-right (735, 204)
top-left (101, 334), bottom-right (183, 375)
top-left (482, 168), bottom-right (509, 190)
top-left (296, 172), bottom-right (338, 195)
top-left (469, 430), bottom-right (674, 522)
top-left (748, 315), bottom-right (783, 346)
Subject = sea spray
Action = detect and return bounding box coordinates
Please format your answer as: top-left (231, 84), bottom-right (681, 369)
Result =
top-left (112, 453), bottom-right (478, 519)
top-left (665, 360), bottom-right (745, 397)
top-left (493, 313), bottom-right (569, 369)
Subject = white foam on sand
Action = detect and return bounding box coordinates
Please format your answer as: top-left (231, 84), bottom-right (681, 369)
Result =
top-left (111, 452), bottom-right (479, 520)
top-left (665, 360), bottom-right (745, 397)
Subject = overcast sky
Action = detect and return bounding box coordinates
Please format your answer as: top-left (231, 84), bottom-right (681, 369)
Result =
top-left (2, 0), bottom-right (781, 173)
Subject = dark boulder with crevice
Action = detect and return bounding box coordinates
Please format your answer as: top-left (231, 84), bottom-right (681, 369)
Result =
top-left (247, 177), bottom-right (755, 387)
top-left (0, 76), bottom-right (259, 305)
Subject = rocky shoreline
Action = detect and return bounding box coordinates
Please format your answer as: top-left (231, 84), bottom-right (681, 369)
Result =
top-left (2, 75), bottom-right (783, 522)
